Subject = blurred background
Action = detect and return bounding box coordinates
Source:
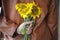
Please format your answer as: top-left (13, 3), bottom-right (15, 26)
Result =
top-left (0, 0), bottom-right (3, 18)
top-left (58, 0), bottom-right (60, 40)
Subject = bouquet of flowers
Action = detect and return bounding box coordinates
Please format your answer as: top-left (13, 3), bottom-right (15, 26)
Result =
top-left (16, 1), bottom-right (42, 40)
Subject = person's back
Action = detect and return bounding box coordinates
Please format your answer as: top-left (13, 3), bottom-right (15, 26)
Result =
top-left (0, 0), bottom-right (58, 40)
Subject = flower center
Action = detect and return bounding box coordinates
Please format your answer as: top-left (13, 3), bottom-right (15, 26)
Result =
top-left (32, 6), bottom-right (38, 15)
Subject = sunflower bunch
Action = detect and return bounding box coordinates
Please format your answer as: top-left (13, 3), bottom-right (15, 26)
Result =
top-left (16, 1), bottom-right (42, 19)
top-left (16, 1), bottom-right (42, 40)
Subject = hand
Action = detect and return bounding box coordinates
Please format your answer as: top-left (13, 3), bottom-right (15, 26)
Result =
top-left (17, 21), bottom-right (33, 34)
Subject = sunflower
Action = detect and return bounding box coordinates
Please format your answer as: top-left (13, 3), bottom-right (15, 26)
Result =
top-left (16, 3), bottom-right (28, 18)
top-left (25, 1), bottom-right (42, 19)
top-left (20, 2), bottom-right (36, 19)
top-left (30, 5), bottom-right (42, 19)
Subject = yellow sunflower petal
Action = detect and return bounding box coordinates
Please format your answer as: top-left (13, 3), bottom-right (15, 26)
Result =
top-left (23, 15), bottom-right (28, 19)
top-left (16, 4), bottom-right (19, 10)
top-left (36, 15), bottom-right (39, 18)
top-left (31, 14), bottom-right (35, 19)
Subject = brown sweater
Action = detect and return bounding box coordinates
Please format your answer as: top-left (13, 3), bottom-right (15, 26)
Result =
top-left (0, 0), bottom-right (58, 40)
